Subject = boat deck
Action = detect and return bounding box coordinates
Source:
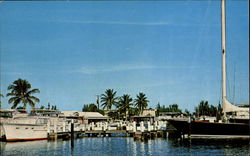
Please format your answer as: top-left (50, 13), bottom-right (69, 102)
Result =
top-left (189, 134), bottom-right (250, 139)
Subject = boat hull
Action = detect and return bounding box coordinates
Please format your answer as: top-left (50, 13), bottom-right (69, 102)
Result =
top-left (1, 123), bottom-right (48, 142)
top-left (168, 120), bottom-right (250, 136)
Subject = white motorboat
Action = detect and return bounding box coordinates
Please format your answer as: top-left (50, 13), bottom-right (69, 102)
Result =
top-left (0, 110), bottom-right (48, 142)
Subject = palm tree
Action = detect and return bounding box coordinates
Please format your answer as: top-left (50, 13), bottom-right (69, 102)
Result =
top-left (134, 92), bottom-right (149, 115)
top-left (197, 100), bottom-right (209, 116)
top-left (101, 89), bottom-right (118, 110)
top-left (217, 102), bottom-right (223, 120)
top-left (0, 93), bottom-right (4, 109)
top-left (82, 103), bottom-right (98, 112)
top-left (118, 94), bottom-right (133, 118)
top-left (6, 79), bottom-right (40, 109)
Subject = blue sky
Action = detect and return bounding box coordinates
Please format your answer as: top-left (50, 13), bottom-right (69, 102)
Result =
top-left (0, 1), bottom-right (249, 112)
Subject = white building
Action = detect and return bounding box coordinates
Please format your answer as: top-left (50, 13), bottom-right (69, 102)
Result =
top-left (60, 111), bottom-right (109, 124)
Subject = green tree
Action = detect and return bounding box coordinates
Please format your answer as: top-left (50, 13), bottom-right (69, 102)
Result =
top-left (82, 103), bottom-right (98, 112)
top-left (209, 105), bottom-right (217, 116)
top-left (117, 94), bottom-right (133, 118)
top-left (51, 105), bottom-right (57, 110)
top-left (195, 100), bottom-right (220, 117)
top-left (128, 107), bottom-right (140, 116)
top-left (169, 104), bottom-right (182, 112)
top-left (82, 104), bottom-right (88, 111)
top-left (6, 79), bottom-right (40, 109)
top-left (156, 102), bottom-right (161, 116)
top-left (107, 111), bottom-right (119, 120)
top-left (195, 101), bottom-right (209, 116)
top-left (0, 93), bottom-right (4, 109)
top-left (47, 103), bottom-right (51, 110)
top-left (40, 105), bottom-right (45, 109)
top-left (184, 109), bottom-right (191, 116)
top-left (156, 103), bottom-right (182, 114)
top-left (134, 92), bottom-right (149, 115)
top-left (156, 102), bottom-right (161, 110)
top-left (239, 103), bottom-right (250, 108)
top-left (101, 89), bottom-right (118, 110)
top-left (217, 102), bottom-right (223, 120)
top-left (96, 95), bottom-right (100, 110)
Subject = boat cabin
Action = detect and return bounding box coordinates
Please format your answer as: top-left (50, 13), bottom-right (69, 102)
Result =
top-left (0, 109), bottom-right (14, 118)
top-left (60, 111), bottom-right (109, 124)
top-left (30, 109), bottom-right (62, 117)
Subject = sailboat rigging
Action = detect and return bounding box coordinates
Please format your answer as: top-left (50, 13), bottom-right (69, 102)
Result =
top-left (167, 0), bottom-right (249, 137)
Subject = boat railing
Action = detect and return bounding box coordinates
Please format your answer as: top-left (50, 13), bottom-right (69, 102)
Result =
top-left (45, 120), bottom-right (169, 133)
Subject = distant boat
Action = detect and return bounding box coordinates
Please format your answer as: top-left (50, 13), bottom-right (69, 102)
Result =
top-left (168, 0), bottom-right (249, 137)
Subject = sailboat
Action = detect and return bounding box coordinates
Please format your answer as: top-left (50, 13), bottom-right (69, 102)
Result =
top-left (167, 0), bottom-right (249, 137)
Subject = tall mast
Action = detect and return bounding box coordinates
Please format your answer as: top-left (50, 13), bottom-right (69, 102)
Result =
top-left (221, 0), bottom-right (249, 114)
top-left (221, 0), bottom-right (227, 111)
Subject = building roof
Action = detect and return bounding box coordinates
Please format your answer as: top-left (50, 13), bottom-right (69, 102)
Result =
top-left (61, 111), bottom-right (108, 119)
top-left (131, 115), bottom-right (155, 118)
top-left (159, 112), bottom-right (182, 115)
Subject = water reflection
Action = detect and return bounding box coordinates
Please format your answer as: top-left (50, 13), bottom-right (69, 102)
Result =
top-left (146, 140), bottom-right (152, 155)
top-left (131, 138), bottom-right (137, 156)
top-left (169, 137), bottom-right (250, 156)
top-left (1, 140), bottom-right (48, 156)
top-left (0, 137), bottom-right (249, 156)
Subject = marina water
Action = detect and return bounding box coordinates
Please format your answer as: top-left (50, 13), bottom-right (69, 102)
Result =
top-left (1, 137), bottom-right (249, 156)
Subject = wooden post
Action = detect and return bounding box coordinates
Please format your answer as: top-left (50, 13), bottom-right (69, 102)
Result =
top-left (71, 122), bottom-right (74, 148)
top-left (133, 121), bottom-right (136, 132)
top-left (63, 121), bottom-right (66, 132)
top-left (47, 120), bottom-right (50, 133)
top-left (54, 120), bottom-right (57, 133)
top-left (54, 120), bottom-right (58, 140)
top-left (140, 121), bottom-right (144, 132)
top-left (148, 121), bottom-right (151, 131)
top-left (188, 116), bottom-right (191, 138)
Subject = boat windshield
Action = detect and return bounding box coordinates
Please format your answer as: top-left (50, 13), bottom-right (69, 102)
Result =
top-left (0, 112), bottom-right (13, 118)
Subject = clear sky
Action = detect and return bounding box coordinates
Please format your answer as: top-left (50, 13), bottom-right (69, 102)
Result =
top-left (0, 0), bottom-right (249, 112)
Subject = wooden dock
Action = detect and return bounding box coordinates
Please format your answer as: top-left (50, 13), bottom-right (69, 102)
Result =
top-left (48, 130), bottom-right (169, 141)
top-left (47, 120), bottom-right (170, 141)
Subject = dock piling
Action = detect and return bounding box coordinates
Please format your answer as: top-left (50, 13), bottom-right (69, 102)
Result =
top-left (71, 122), bottom-right (74, 148)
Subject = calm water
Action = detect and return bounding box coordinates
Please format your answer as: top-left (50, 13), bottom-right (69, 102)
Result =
top-left (0, 137), bottom-right (249, 156)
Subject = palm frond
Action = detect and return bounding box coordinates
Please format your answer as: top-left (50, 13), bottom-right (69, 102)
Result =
top-left (27, 99), bottom-right (35, 109)
top-left (8, 97), bottom-right (20, 104)
top-left (27, 89), bottom-right (40, 95)
top-left (29, 96), bottom-right (40, 103)
top-left (11, 98), bottom-right (21, 109)
top-left (6, 92), bottom-right (16, 97)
